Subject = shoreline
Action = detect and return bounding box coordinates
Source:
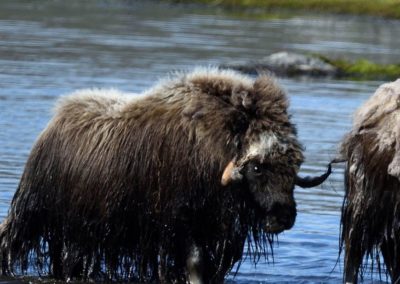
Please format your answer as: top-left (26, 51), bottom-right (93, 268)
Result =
top-left (221, 52), bottom-right (400, 80)
top-left (174, 0), bottom-right (400, 19)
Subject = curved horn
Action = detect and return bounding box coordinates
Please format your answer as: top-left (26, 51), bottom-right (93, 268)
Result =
top-left (295, 159), bottom-right (346, 188)
top-left (221, 160), bottom-right (243, 186)
top-left (295, 163), bottom-right (331, 188)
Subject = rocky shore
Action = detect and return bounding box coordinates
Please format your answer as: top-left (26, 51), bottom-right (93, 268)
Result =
top-left (221, 52), bottom-right (338, 77)
top-left (221, 51), bottom-right (400, 79)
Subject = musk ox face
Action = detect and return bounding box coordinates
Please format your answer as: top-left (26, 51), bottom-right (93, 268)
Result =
top-left (222, 130), bottom-right (305, 234)
top-left (239, 132), bottom-right (301, 233)
top-left (240, 158), bottom-right (297, 233)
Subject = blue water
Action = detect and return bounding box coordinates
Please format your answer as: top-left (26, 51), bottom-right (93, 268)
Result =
top-left (1, 1), bottom-right (399, 282)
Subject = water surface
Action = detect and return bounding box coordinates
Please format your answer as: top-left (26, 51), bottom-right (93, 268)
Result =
top-left (1, 1), bottom-right (399, 282)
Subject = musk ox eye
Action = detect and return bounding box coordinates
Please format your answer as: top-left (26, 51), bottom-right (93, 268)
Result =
top-left (245, 161), bottom-right (265, 177)
top-left (253, 164), bottom-right (262, 174)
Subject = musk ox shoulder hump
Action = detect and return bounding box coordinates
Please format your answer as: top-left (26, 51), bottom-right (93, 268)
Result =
top-left (353, 79), bottom-right (400, 130)
top-left (146, 67), bottom-right (254, 96)
top-left (54, 88), bottom-right (143, 120)
top-left (146, 67), bottom-right (289, 120)
top-left (341, 79), bottom-right (400, 154)
top-left (52, 68), bottom-right (289, 138)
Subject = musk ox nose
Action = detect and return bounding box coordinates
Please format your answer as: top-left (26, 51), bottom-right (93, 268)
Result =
top-left (265, 202), bottom-right (296, 233)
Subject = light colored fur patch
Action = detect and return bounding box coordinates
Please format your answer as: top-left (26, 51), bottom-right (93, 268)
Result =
top-left (185, 66), bottom-right (254, 88)
top-left (55, 88), bottom-right (143, 119)
top-left (245, 132), bottom-right (288, 161)
top-left (247, 133), bottom-right (279, 157)
top-left (353, 79), bottom-right (400, 152)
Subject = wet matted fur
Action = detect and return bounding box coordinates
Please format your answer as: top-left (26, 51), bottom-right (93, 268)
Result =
top-left (340, 79), bottom-right (400, 283)
top-left (0, 68), bottom-right (307, 282)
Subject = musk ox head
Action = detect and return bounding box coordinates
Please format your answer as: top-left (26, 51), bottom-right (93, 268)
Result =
top-left (340, 79), bottom-right (400, 283)
top-left (180, 69), bottom-right (332, 234)
top-left (221, 131), bottom-right (332, 234)
top-left (222, 131), bottom-right (301, 233)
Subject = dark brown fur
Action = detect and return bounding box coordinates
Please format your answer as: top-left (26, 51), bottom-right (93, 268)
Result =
top-left (340, 79), bottom-right (400, 283)
top-left (0, 68), bottom-right (305, 282)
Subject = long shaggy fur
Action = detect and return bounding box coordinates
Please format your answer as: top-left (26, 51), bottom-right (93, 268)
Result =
top-left (340, 79), bottom-right (400, 283)
top-left (0, 68), bottom-right (303, 282)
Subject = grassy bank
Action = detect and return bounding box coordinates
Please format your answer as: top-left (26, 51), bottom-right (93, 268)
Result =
top-left (317, 55), bottom-right (400, 80)
top-left (177, 0), bottom-right (400, 19)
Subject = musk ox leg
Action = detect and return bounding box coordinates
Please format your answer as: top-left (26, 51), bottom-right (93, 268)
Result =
top-left (48, 225), bottom-right (65, 279)
top-left (342, 207), bottom-right (362, 283)
top-left (343, 219), bottom-right (363, 284)
top-left (0, 219), bottom-right (9, 276)
top-left (186, 244), bottom-right (205, 284)
top-left (48, 237), bottom-right (63, 279)
top-left (343, 239), bottom-right (364, 284)
top-left (1, 251), bottom-right (8, 276)
top-left (381, 239), bottom-right (400, 283)
top-left (344, 256), bottom-right (361, 284)
top-left (158, 247), bottom-right (167, 283)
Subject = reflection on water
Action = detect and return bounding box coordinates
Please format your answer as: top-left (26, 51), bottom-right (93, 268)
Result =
top-left (1, 0), bottom-right (398, 282)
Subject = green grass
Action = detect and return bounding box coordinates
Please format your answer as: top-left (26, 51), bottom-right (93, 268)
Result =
top-left (317, 55), bottom-right (400, 80)
top-left (177, 0), bottom-right (400, 19)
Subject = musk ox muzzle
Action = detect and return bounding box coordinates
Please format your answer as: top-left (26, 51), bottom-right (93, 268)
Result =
top-left (0, 68), bottom-right (331, 283)
top-left (263, 201), bottom-right (297, 234)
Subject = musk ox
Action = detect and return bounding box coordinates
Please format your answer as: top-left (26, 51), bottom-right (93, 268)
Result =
top-left (0, 68), bottom-right (330, 283)
top-left (340, 79), bottom-right (400, 283)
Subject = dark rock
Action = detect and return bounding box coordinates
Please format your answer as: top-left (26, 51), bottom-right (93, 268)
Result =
top-left (221, 51), bottom-right (338, 77)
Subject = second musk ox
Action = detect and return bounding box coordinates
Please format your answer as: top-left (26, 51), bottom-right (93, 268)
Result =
top-left (0, 68), bottom-right (330, 283)
top-left (340, 79), bottom-right (400, 283)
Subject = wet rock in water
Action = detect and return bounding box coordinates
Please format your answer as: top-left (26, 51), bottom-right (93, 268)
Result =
top-left (221, 51), bottom-right (338, 77)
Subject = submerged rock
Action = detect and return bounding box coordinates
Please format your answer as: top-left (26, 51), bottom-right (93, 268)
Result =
top-left (221, 51), bottom-right (338, 77)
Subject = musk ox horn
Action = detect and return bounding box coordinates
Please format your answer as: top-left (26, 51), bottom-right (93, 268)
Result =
top-left (295, 159), bottom-right (345, 188)
top-left (295, 164), bottom-right (332, 188)
top-left (221, 160), bottom-right (243, 186)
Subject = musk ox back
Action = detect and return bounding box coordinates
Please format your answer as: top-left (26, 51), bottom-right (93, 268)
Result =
top-left (340, 79), bottom-right (400, 283)
top-left (0, 68), bottom-right (329, 283)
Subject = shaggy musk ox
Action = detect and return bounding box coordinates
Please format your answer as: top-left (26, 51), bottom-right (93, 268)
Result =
top-left (0, 68), bottom-right (330, 283)
top-left (340, 79), bottom-right (400, 283)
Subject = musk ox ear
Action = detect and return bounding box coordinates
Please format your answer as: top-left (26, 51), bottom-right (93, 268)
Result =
top-left (221, 160), bottom-right (243, 186)
top-left (230, 87), bottom-right (254, 110)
